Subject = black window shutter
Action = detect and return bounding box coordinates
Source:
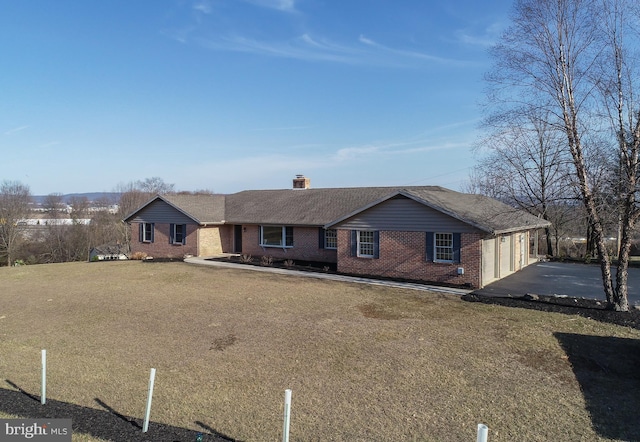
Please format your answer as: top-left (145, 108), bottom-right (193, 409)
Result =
top-left (151, 223), bottom-right (154, 243)
top-left (182, 224), bottom-right (187, 245)
top-left (139, 223), bottom-right (143, 242)
top-left (426, 232), bottom-right (434, 261)
top-left (453, 233), bottom-right (461, 263)
top-left (169, 223), bottom-right (175, 244)
top-left (318, 228), bottom-right (325, 249)
top-left (286, 226), bottom-right (294, 247)
top-left (350, 230), bottom-right (357, 256)
top-left (374, 231), bottom-right (380, 259)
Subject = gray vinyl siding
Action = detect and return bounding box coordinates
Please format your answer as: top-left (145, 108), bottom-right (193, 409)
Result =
top-left (129, 200), bottom-right (197, 224)
top-left (334, 197), bottom-right (481, 233)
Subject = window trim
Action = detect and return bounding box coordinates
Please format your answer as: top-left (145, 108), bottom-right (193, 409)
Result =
top-left (259, 225), bottom-right (294, 248)
top-left (434, 232), bottom-right (454, 263)
top-left (426, 232), bottom-right (461, 263)
top-left (141, 222), bottom-right (154, 243)
top-left (324, 228), bottom-right (337, 250)
top-left (170, 223), bottom-right (187, 245)
top-left (356, 230), bottom-right (375, 258)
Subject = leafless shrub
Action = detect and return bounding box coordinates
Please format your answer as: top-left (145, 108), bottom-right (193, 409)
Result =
top-left (240, 254), bottom-right (253, 263)
top-left (130, 252), bottom-right (148, 260)
top-left (260, 255), bottom-right (273, 266)
top-left (283, 259), bottom-right (295, 268)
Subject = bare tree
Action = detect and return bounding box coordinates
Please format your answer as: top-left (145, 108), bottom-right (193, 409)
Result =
top-left (486, 0), bottom-right (640, 310)
top-left (0, 181), bottom-right (32, 266)
top-left (471, 112), bottom-right (574, 256)
top-left (42, 193), bottom-right (66, 218)
top-left (595, 0), bottom-right (640, 311)
top-left (114, 177), bottom-right (175, 252)
top-left (116, 177), bottom-right (175, 219)
top-left (68, 196), bottom-right (89, 221)
top-left (136, 177), bottom-right (175, 195)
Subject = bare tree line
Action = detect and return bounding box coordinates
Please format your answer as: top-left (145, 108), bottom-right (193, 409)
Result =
top-left (0, 177), bottom-right (212, 267)
top-left (472, 0), bottom-right (640, 310)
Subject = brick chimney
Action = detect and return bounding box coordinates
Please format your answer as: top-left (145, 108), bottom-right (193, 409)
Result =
top-left (293, 175), bottom-right (310, 189)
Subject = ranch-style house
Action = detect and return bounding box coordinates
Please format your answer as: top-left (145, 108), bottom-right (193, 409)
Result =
top-left (124, 176), bottom-right (550, 288)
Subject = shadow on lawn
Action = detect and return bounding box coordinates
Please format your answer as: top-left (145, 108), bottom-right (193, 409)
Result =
top-left (554, 333), bottom-right (640, 441)
top-left (1, 381), bottom-right (238, 442)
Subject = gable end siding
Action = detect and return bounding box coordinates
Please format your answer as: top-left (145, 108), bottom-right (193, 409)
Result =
top-left (333, 197), bottom-right (481, 233)
top-left (129, 200), bottom-right (197, 224)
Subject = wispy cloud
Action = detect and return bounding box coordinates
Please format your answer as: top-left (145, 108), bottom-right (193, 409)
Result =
top-left (198, 33), bottom-right (363, 64)
top-left (332, 128), bottom-right (476, 162)
top-left (193, 0), bottom-right (214, 14)
top-left (178, 152), bottom-right (320, 190)
top-left (39, 141), bottom-right (60, 149)
top-left (162, 25), bottom-right (195, 44)
top-left (454, 21), bottom-right (505, 48)
top-left (171, 1), bottom-right (474, 67)
top-left (197, 32), bottom-right (471, 67)
top-left (358, 34), bottom-right (466, 65)
top-left (241, 0), bottom-right (297, 13)
top-left (358, 35), bottom-right (375, 46)
top-left (4, 125), bottom-right (29, 135)
top-left (250, 125), bottom-right (313, 132)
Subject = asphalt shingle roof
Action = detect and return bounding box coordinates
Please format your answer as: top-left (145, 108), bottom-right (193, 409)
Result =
top-left (224, 187), bottom-right (407, 225)
top-left (226, 186), bottom-right (550, 233)
top-left (126, 186), bottom-right (551, 234)
top-left (399, 188), bottom-right (550, 234)
top-left (159, 194), bottom-right (226, 224)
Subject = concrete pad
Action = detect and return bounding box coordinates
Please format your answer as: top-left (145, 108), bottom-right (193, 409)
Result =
top-left (473, 261), bottom-right (640, 305)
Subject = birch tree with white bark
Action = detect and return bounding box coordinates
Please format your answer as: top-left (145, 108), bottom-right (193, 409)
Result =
top-left (485, 0), bottom-right (640, 310)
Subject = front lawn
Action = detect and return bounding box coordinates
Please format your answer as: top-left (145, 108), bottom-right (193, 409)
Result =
top-left (1, 261), bottom-right (639, 441)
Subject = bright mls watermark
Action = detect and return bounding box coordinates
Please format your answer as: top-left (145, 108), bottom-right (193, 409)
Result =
top-left (0, 419), bottom-right (71, 441)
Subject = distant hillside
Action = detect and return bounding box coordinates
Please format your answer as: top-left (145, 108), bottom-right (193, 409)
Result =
top-left (32, 192), bottom-right (122, 205)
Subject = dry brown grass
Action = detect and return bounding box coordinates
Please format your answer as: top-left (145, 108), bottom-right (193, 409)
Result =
top-left (1, 261), bottom-right (639, 441)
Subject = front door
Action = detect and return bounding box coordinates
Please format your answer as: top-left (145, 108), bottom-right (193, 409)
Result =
top-left (234, 225), bottom-right (243, 253)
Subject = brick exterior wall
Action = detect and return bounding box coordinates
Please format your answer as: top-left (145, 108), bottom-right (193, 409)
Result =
top-left (240, 225), bottom-right (337, 263)
top-left (336, 230), bottom-right (483, 288)
top-left (130, 222), bottom-right (198, 258)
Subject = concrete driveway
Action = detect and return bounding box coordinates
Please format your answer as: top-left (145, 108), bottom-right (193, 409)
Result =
top-left (473, 261), bottom-right (640, 305)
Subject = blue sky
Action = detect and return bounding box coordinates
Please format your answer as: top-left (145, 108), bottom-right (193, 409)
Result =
top-left (1, 0), bottom-right (512, 195)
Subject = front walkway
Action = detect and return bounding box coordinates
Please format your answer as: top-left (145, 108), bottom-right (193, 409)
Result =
top-left (184, 256), bottom-right (471, 296)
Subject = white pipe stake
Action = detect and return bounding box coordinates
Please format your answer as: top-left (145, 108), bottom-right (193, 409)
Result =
top-left (142, 368), bottom-right (156, 433)
top-left (282, 389), bottom-right (292, 442)
top-left (477, 423), bottom-right (488, 442)
top-left (41, 350), bottom-right (46, 405)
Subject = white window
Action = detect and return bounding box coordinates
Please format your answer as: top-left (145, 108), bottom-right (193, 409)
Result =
top-left (260, 226), bottom-right (293, 248)
top-left (325, 229), bottom-right (337, 249)
top-left (435, 233), bottom-right (454, 262)
top-left (357, 230), bottom-right (375, 258)
top-left (141, 222), bottom-right (154, 243)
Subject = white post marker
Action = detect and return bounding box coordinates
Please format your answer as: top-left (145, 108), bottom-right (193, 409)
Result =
top-left (41, 349), bottom-right (46, 405)
top-left (142, 368), bottom-right (156, 433)
top-left (477, 423), bottom-right (489, 442)
top-left (282, 389), bottom-right (292, 442)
